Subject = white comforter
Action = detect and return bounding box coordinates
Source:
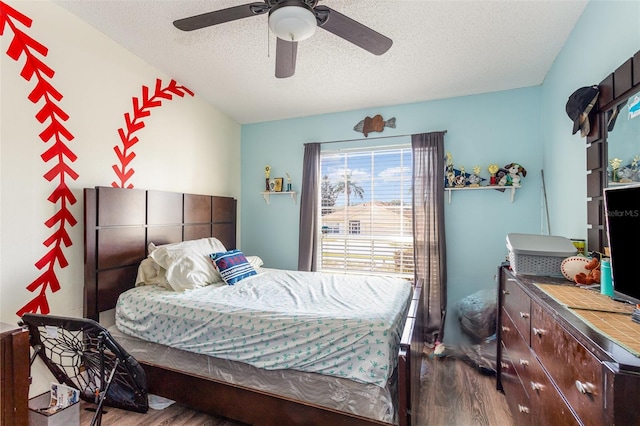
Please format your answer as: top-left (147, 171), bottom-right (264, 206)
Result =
top-left (116, 269), bottom-right (413, 387)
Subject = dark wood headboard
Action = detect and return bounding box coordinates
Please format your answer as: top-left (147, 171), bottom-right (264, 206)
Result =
top-left (83, 187), bottom-right (237, 321)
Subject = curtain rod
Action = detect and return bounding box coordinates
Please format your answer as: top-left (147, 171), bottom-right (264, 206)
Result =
top-left (303, 130), bottom-right (447, 146)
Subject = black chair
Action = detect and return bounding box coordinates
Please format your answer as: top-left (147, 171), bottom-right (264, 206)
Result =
top-left (20, 313), bottom-right (148, 425)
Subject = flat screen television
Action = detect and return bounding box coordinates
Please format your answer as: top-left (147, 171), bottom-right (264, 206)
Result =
top-left (603, 183), bottom-right (640, 302)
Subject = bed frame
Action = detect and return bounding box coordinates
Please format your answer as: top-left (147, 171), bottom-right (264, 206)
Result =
top-left (83, 186), bottom-right (424, 426)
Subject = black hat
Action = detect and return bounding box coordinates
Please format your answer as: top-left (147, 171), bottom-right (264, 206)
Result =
top-left (607, 103), bottom-right (624, 132)
top-left (565, 85), bottom-right (599, 137)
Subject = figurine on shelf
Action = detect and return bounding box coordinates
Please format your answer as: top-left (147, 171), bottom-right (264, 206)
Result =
top-left (285, 172), bottom-right (292, 192)
top-left (455, 165), bottom-right (467, 187)
top-left (632, 155), bottom-right (640, 181)
top-left (265, 165), bottom-right (271, 191)
top-left (488, 164), bottom-right (499, 185)
top-left (447, 172), bottom-right (456, 188)
top-left (617, 166), bottom-right (635, 183)
top-left (468, 165), bottom-right (482, 187)
top-left (497, 163), bottom-right (527, 186)
top-left (609, 157), bottom-right (621, 183)
top-left (445, 152), bottom-right (455, 187)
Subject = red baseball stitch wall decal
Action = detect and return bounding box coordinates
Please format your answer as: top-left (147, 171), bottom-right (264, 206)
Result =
top-left (0, 1), bottom-right (78, 316)
top-left (112, 79), bottom-right (194, 188)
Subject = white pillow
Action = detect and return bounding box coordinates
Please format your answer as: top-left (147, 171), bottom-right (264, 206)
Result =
top-left (148, 237), bottom-right (227, 291)
top-left (135, 258), bottom-right (170, 289)
top-left (246, 256), bottom-right (264, 270)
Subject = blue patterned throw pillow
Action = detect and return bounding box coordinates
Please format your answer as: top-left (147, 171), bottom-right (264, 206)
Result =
top-left (209, 250), bottom-right (257, 285)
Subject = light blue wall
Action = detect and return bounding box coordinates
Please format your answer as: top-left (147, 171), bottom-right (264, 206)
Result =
top-left (241, 87), bottom-right (542, 343)
top-left (542, 0), bottom-right (640, 242)
top-left (241, 0), bottom-right (640, 344)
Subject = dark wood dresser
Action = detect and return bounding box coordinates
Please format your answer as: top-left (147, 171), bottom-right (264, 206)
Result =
top-left (0, 322), bottom-right (29, 426)
top-left (497, 266), bottom-right (640, 425)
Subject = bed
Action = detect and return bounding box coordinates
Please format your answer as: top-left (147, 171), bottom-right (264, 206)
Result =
top-left (83, 186), bottom-right (424, 425)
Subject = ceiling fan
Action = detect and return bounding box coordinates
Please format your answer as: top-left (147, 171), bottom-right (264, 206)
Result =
top-left (173, 0), bottom-right (393, 78)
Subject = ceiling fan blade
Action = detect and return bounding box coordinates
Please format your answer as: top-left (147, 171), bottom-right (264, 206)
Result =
top-left (275, 38), bottom-right (297, 79)
top-left (173, 3), bottom-right (268, 31)
top-left (314, 6), bottom-right (392, 55)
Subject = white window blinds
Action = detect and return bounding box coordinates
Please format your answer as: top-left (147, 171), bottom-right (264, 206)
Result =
top-left (319, 146), bottom-right (413, 279)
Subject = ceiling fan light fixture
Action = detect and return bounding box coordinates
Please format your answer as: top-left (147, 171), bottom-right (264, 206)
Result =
top-left (268, 1), bottom-right (317, 42)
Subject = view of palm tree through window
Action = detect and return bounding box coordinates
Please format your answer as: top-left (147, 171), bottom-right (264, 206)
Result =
top-left (320, 146), bottom-right (414, 279)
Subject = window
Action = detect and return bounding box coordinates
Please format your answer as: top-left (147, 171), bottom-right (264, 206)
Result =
top-left (319, 146), bottom-right (413, 279)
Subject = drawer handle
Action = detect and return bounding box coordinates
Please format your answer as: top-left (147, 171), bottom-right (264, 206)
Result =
top-left (501, 325), bottom-right (511, 333)
top-left (518, 404), bottom-right (530, 414)
top-left (575, 380), bottom-right (595, 395)
top-left (519, 359), bottom-right (529, 367)
top-left (530, 381), bottom-right (543, 392)
top-left (500, 362), bottom-right (510, 370)
top-left (532, 327), bottom-right (545, 336)
top-left (519, 312), bottom-right (530, 319)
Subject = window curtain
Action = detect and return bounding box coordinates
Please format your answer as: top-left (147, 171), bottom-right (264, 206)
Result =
top-left (298, 143), bottom-right (321, 271)
top-left (412, 132), bottom-right (447, 343)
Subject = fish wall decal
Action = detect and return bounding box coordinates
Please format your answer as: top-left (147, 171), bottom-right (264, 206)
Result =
top-left (354, 114), bottom-right (396, 137)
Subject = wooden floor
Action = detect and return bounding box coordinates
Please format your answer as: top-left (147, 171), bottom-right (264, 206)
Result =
top-left (79, 351), bottom-right (513, 426)
top-left (418, 352), bottom-right (513, 426)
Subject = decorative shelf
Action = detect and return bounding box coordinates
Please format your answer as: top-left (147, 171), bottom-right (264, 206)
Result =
top-left (445, 185), bottom-right (520, 204)
top-left (261, 191), bottom-right (297, 205)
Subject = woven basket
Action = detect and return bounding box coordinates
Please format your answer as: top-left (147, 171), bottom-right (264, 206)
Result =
top-left (508, 250), bottom-right (564, 276)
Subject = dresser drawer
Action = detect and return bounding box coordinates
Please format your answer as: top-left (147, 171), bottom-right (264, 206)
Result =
top-left (502, 310), bottom-right (578, 426)
top-left (500, 342), bottom-right (533, 425)
top-left (500, 307), bottom-right (534, 398)
top-left (531, 301), bottom-right (603, 426)
top-left (527, 350), bottom-right (580, 426)
top-left (502, 275), bottom-right (531, 345)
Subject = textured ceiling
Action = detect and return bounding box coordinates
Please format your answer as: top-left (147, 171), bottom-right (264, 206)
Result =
top-left (53, 0), bottom-right (587, 124)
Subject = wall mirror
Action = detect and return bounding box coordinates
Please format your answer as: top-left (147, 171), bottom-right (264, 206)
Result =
top-left (606, 97), bottom-right (640, 185)
top-left (586, 50), bottom-right (640, 252)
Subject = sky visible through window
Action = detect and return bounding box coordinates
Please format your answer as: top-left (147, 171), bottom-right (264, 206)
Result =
top-left (321, 147), bottom-right (413, 207)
